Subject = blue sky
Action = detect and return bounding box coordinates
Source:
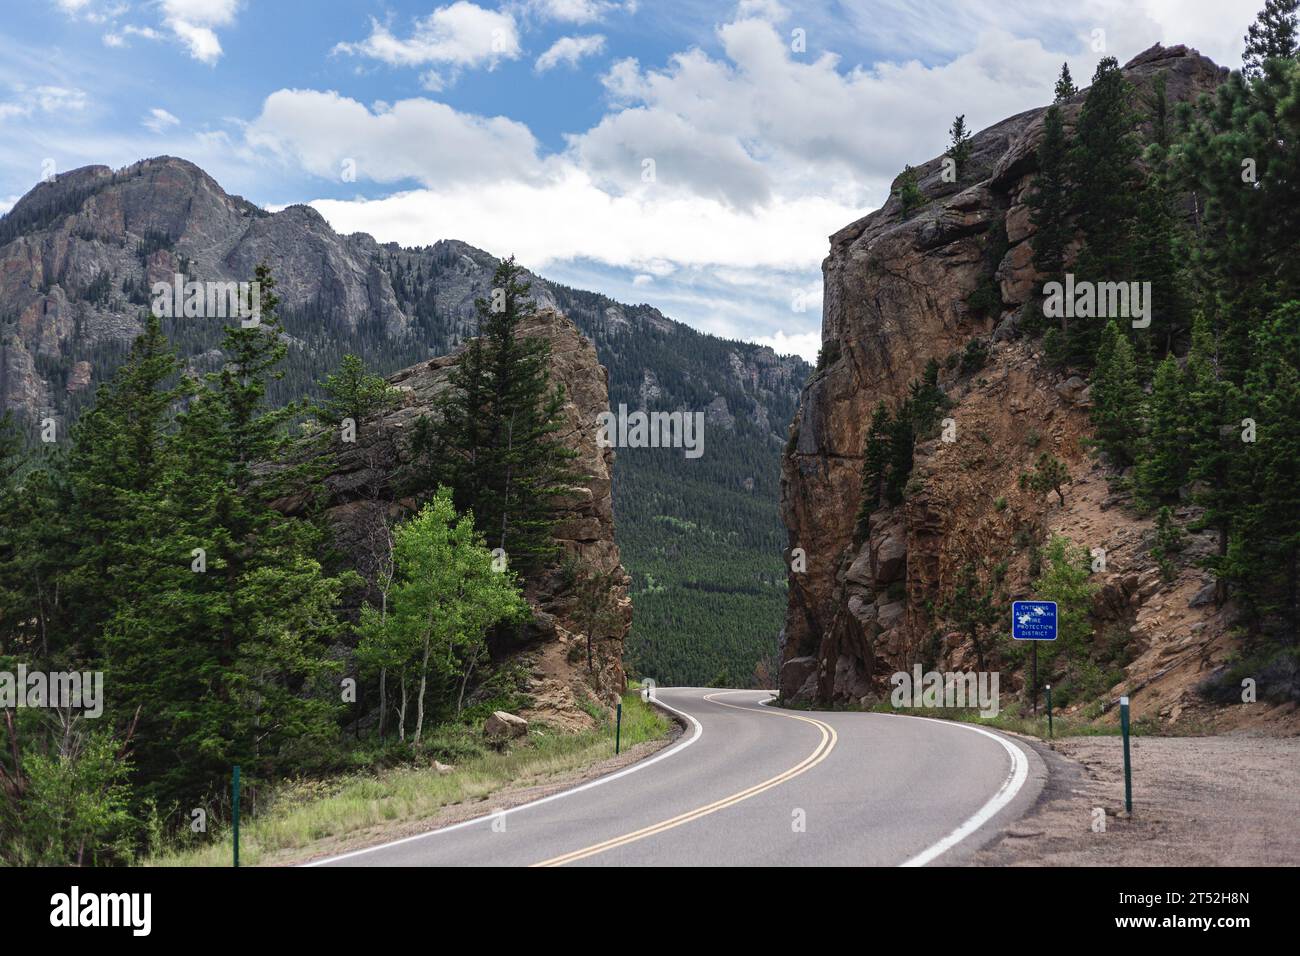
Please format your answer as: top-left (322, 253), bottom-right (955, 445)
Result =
top-left (0, 1), bottom-right (1257, 360)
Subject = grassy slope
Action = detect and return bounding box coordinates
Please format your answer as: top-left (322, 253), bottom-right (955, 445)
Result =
top-left (146, 690), bottom-right (670, 867)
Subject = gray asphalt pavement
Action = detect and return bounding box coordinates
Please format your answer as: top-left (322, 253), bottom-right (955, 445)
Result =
top-left (308, 687), bottom-right (1044, 867)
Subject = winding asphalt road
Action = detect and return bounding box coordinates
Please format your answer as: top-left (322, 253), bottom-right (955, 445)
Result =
top-left (308, 687), bottom-right (1046, 867)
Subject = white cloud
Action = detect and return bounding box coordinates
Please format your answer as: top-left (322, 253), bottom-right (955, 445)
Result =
top-left (306, 166), bottom-right (859, 276)
top-left (334, 3), bottom-right (520, 89)
top-left (159, 0), bottom-right (241, 64)
top-left (535, 34), bottom-right (606, 72)
top-left (142, 107), bottom-right (180, 133)
top-left (748, 329), bottom-right (821, 363)
top-left (527, 0), bottom-right (622, 23)
top-left (246, 89), bottom-right (544, 188)
top-left (0, 85), bottom-right (88, 121)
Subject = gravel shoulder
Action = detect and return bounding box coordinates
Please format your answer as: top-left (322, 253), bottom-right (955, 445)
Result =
top-left (969, 734), bottom-right (1300, 866)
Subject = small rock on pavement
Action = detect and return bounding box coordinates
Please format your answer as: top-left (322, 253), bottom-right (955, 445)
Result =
top-left (484, 710), bottom-right (529, 739)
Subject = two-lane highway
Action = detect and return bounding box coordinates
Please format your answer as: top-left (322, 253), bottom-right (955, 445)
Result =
top-left (307, 688), bottom-right (1042, 867)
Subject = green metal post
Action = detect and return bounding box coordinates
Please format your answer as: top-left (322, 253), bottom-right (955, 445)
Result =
top-left (615, 702), bottom-right (623, 755)
top-left (232, 765), bottom-right (241, 868)
top-left (1046, 683), bottom-right (1053, 739)
top-left (1119, 696), bottom-right (1132, 814)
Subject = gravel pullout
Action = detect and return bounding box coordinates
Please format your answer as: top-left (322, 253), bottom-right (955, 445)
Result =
top-left (969, 735), bottom-right (1300, 866)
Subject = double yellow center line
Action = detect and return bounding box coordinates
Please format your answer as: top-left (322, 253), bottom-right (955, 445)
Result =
top-left (532, 692), bottom-right (838, 866)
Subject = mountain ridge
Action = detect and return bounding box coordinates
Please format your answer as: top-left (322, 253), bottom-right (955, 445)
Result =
top-left (0, 154), bottom-right (810, 686)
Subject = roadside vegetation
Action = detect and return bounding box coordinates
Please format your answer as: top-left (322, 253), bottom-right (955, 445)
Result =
top-left (146, 687), bottom-right (669, 867)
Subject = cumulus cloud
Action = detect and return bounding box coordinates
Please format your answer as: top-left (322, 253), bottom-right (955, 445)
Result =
top-left (535, 34), bottom-right (606, 72)
top-left (142, 107), bottom-right (180, 133)
top-left (334, 3), bottom-right (521, 90)
top-left (245, 89), bottom-right (544, 188)
top-left (159, 0), bottom-right (241, 64)
top-left (748, 329), bottom-right (821, 363)
top-left (306, 166), bottom-right (857, 275)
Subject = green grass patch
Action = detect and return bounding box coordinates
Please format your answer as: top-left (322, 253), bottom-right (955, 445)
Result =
top-left (146, 690), bottom-right (670, 867)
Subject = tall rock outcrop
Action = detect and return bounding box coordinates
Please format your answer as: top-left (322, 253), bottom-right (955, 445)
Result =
top-left (779, 46), bottom-right (1228, 707)
top-left (295, 309), bottom-right (629, 727)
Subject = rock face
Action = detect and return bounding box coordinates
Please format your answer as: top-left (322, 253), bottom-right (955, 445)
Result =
top-left (0, 154), bottom-right (806, 447)
top-left (299, 309), bottom-right (630, 724)
top-left (779, 46), bottom-right (1227, 706)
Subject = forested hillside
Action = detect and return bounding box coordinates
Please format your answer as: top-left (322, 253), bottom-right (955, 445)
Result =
top-left (0, 166), bottom-right (809, 688)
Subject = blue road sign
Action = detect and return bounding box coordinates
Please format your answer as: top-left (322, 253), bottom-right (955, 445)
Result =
top-left (1012, 600), bottom-right (1058, 641)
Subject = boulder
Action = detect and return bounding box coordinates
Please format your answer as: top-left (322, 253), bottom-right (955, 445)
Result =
top-left (484, 710), bottom-right (529, 739)
top-left (871, 534), bottom-right (907, 585)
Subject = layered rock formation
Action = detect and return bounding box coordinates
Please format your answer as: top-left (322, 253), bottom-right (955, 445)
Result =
top-left (292, 309), bottom-right (630, 727)
top-left (779, 46), bottom-right (1229, 709)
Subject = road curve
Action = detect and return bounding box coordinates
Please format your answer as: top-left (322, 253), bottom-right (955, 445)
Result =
top-left (307, 688), bottom-right (1044, 867)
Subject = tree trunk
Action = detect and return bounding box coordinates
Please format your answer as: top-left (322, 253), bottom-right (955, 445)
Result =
top-left (415, 636), bottom-right (430, 743)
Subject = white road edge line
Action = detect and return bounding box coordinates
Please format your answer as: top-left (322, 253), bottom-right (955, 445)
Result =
top-left (301, 694), bottom-right (704, 867)
top-left (890, 714), bottom-right (1031, 867)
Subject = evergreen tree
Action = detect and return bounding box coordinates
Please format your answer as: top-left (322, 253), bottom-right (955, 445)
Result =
top-left (1184, 316), bottom-right (1246, 595)
top-left (1232, 303), bottom-right (1300, 635)
top-left (1177, 59), bottom-right (1300, 382)
top-left (103, 267), bottom-right (352, 807)
top-left (856, 401), bottom-right (893, 526)
top-left (1136, 353), bottom-right (1188, 502)
top-left (1091, 320), bottom-right (1144, 466)
top-left (895, 165), bottom-right (925, 218)
top-left (946, 115), bottom-right (974, 180)
top-left (314, 353), bottom-right (398, 428)
top-left (413, 256), bottom-right (577, 572)
top-left (1054, 62), bottom-right (1078, 101)
top-left (941, 562), bottom-right (1000, 671)
top-left (1134, 74), bottom-right (1191, 355)
top-left (58, 314), bottom-right (182, 661)
top-left (1026, 104), bottom-right (1071, 338)
top-left (1067, 57), bottom-right (1140, 364)
top-left (1243, 0), bottom-right (1299, 79)
top-left (1030, 452), bottom-right (1070, 506)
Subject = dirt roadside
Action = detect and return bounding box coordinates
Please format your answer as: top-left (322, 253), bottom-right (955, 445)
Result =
top-left (969, 734), bottom-right (1300, 866)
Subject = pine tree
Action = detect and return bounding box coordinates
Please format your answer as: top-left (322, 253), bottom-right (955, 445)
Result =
top-left (1184, 317), bottom-right (1245, 595)
top-left (1091, 320), bottom-right (1144, 466)
top-left (856, 401), bottom-right (893, 526)
top-left (104, 267), bottom-right (352, 807)
top-left (1243, 0), bottom-right (1299, 79)
top-left (1177, 58), bottom-right (1300, 382)
top-left (895, 165), bottom-right (925, 218)
top-left (314, 353), bottom-right (397, 428)
top-left (941, 562), bottom-right (1000, 671)
top-left (946, 115), bottom-right (973, 180)
top-left (1026, 104), bottom-right (1071, 338)
top-left (906, 358), bottom-right (946, 433)
top-left (59, 314), bottom-right (182, 661)
top-left (1030, 452), bottom-right (1071, 506)
top-left (1136, 353), bottom-right (1188, 502)
top-left (1067, 57), bottom-right (1140, 364)
top-left (1134, 74), bottom-right (1191, 355)
top-left (414, 256), bottom-right (578, 572)
top-left (1232, 303), bottom-right (1300, 635)
top-left (884, 411), bottom-right (915, 506)
top-left (1054, 62), bottom-right (1078, 101)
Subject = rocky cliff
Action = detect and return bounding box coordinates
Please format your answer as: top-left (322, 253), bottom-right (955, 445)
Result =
top-left (777, 46), bottom-right (1297, 731)
top-left (0, 153), bottom-right (808, 689)
top-left (292, 309), bottom-right (629, 728)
